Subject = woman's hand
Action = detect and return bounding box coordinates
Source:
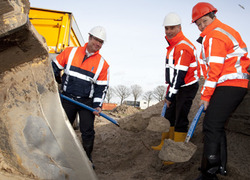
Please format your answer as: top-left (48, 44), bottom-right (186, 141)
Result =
top-left (200, 100), bottom-right (209, 111)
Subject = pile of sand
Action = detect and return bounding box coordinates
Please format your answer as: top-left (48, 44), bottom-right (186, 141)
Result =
top-left (111, 105), bottom-right (140, 116)
top-left (93, 92), bottom-right (250, 180)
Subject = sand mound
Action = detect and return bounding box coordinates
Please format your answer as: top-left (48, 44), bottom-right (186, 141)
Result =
top-left (111, 105), bottom-right (140, 116)
top-left (117, 101), bottom-right (169, 132)
top-left (92, 92), bottom-right (250, 180)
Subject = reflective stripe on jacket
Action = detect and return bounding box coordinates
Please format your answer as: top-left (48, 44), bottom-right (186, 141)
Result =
top-left (53, 43), bottom-right (110, 108)
top-left (198, 19), bottom-right (250, 102)
top-left (165, 31), bottom-right (200, 102)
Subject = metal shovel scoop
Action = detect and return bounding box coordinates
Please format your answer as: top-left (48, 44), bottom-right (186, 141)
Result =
top-left (158, 104), bottom-right (204, 162)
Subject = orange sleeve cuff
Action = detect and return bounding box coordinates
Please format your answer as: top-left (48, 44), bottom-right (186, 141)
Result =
top-left (201, 95), bottom-right (211, 102)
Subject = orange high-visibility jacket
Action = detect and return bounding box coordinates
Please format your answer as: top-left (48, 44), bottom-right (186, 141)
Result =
top-left (197, 19), bottom-right (250, 102)
top-left (53, 43), bottom-right (110, 108)
top-left (165, 31), bottom-right (200, 102)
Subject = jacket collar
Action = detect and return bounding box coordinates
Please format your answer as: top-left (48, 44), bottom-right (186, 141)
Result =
top-left (197, 18), bottom-right (222, 44)
top-left (165, 31), bottom-right (184, 47)
top-left (83, 43), bottom-right (100, 57)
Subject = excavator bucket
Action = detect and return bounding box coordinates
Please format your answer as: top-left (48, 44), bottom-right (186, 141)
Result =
top-left (0, 0), bottom-right (97, 179)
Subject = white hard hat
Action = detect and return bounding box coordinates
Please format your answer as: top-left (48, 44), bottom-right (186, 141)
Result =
top-left (163, 12), bottom-right (182, 26)
top-left (89, 26), bottom-right (107, 42)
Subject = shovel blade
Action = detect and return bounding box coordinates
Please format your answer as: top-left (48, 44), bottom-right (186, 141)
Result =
top-left (158, 139), bottom-right (197, 163)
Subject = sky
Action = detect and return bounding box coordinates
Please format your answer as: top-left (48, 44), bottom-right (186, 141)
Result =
top-left (29, 0), bottom-right (250, 102)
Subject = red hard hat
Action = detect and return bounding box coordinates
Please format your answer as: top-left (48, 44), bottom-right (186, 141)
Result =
top-left (192, 2), bottom-right (217, 23)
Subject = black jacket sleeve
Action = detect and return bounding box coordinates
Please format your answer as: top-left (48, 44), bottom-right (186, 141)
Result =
top-left (51, 61), bottom-right (62, 84)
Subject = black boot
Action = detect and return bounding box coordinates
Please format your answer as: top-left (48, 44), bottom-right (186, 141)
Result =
top-left (82, 139), bottom-right (95, 169)
top-left (195, 143), bottom-right (220, 180)
top-left (195, 173), bottom-right (218, 180)
top-left (219, 135), bottom-right (227, 175)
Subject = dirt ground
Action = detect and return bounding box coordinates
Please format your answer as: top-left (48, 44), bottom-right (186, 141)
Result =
top-left (87, 98), bottom-right (250, 180)
top-left (0, 99), bottom-right (249, 180)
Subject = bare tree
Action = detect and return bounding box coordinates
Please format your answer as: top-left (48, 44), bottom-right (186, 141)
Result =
top-left (143, 91), bottom-right (154, 108)
top-left (131, 84), bottom-right (143, 107)
top-left (153, 85), bottom-right (166, 102)
top-left (105, 87), bottom-right (114, 103)
top-left (114, 85), bottom-right (130, 105)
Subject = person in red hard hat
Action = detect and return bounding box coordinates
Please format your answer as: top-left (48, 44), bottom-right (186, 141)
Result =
top-left (192, 2), bottom-right (250, 180)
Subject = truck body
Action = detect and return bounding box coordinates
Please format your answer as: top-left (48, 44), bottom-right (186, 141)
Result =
top-left (29, 7), bottom-right (85, 54)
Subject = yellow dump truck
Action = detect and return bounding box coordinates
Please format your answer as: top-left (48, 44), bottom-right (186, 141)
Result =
top-left (29, 7), bottom-right (85, 55)
top-left (0, 0), bottom-right (96, 179)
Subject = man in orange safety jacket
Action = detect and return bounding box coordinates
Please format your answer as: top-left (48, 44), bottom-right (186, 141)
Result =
top-left (192, 2), bottom-right (250, 180)
top-left (52, 26), bottom-right (109, 168)
top-left (152, 12), bottom-right (200, 165)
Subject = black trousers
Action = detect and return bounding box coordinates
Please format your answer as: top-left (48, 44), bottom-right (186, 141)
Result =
top-left (61, 96), bottom-right (95, 141)
top-left (165, 82), bottom-right (199, 132)
top-left (203, 86), bottom-right (247, 146)
top-left (201, 86), bottom-right (247, 174)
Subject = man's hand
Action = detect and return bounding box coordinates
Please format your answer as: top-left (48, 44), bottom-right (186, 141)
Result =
top-left (164, 99), bottom-right (171, 108)
top-left (200, 100), bottom-right (209, 111)
top-left (93, 107), bottom-right (102, 116)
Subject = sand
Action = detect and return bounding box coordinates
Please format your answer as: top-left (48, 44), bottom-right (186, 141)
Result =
top-left (90, 99), bottom-right (250, 180)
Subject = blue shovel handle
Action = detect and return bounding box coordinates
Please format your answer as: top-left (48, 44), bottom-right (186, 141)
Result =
top-left (60, 94), bottom-right (120, 127)
top-left (185, 104), bottom-right (204, 143)
top-left (161, 103), bottom-right (168, 117)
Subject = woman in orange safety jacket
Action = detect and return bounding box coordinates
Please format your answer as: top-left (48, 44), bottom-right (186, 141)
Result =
top-left (192, 2), bottom-right (250, 180)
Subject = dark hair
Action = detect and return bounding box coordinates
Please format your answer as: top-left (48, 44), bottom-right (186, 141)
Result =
top-left (206, 11), bottom-right (216, 19)
top-left (194, 11), bottom-right (216, 23)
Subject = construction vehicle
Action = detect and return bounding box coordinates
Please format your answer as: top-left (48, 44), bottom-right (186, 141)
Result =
top-left (29, 7), bottom-right (85, 130)
top-left (0, 0), bottom-right (97, 179)
top-left (29, 7), bottom-right (85, 56)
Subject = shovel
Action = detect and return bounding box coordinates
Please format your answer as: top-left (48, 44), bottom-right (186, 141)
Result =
top-left (60, 94), bottom-right (120, 127)
top-left (158, 104), bottom-right (204, 162)
top-left (161, 103), bottom-right (168, 117)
